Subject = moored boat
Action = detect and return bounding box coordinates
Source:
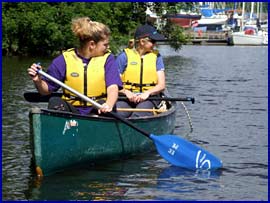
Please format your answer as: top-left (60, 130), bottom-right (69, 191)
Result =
top-left (231, 32), bottom-right (266, 45)
top-left (166, 13), bottom-right (202, 28)
top-left (196, 7), bottom-right (228, 31)
top-left (231, 26), bottom-right (268, 45)
top-left (29, 101), bottom-right (177, 176)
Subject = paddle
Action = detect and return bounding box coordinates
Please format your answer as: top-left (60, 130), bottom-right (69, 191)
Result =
top-left (23, 92), bottom-right (195, 103)
top-left (24, 92), bottom-right (62, 102)
top-left (119, 96), bottom-right (195, 103)
top-left (34, 68), bottom-right (222, 170)
top-left (117, 108), bottom-right (166, 113)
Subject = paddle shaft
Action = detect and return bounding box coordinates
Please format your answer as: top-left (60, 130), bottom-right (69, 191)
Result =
top-left (37, 69), bottom-right (151, 138)
top-left (117, 108), bottom-right (166, 113)
top-left (119, 96), bottom-right (195, 103)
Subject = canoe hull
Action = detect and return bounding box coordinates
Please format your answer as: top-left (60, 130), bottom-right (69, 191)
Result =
top-left (29, 105), bottom-right (176, 176)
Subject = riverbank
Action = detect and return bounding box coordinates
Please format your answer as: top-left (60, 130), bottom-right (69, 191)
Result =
top-left (157, 30), bottom-right (230, 46)
top-left (159, 29), bottom-right (268, 46)
top-left (185, 30), bottom-right (230, 45)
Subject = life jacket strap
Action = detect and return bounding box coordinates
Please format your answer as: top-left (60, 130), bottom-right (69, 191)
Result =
top-left (63, 93), bottom-right (106, 102)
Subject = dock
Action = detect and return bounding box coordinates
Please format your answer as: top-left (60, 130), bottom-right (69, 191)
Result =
top-left (184, 30), bottom-right (230, 45)
top-left (158, 30), bottom-right (232, 46)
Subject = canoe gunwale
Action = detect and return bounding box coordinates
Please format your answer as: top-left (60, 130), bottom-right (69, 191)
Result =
top-left (29, 101), bottom-right (177, 122)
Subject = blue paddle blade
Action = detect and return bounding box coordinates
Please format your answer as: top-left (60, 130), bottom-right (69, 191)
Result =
top-left (150, 134), bottom-right (222, 170)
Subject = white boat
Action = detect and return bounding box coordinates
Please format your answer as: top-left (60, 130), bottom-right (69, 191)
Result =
top-left (260, 20), bottom-right (268, 31)
top-left (232, 31), bottom-right (266, 45)
top-left (195, 3), bottom-right (228, 31)
top-left (232, 2), bottom-right (268, 46)
top-left (197, 16), bottom-right (227, 26)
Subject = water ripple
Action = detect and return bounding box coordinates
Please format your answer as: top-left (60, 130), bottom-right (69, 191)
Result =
top-left (2, 46), bottom-right (268, 200)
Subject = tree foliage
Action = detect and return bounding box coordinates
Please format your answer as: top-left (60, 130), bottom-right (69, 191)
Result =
top-left (2, 2), bottom-right (194, 56)
top-left (2, 2), bottom-right (268, 56)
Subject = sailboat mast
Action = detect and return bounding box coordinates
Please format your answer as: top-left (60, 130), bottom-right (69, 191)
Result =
top-left (256, 2), bottom-right (259, 20)
top-left (241, 2), bottom-right (245, 31)
top-left (259, 2), bottom-right (262, 22)
top-left (250, 2), bottom-right (254, 20)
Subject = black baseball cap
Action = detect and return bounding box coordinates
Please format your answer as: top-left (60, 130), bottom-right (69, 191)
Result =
top-left (134, 24), bottom-right (165, 41)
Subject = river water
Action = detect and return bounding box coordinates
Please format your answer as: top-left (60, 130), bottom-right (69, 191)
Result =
top-left (2, 45), bottom-right (268, 200)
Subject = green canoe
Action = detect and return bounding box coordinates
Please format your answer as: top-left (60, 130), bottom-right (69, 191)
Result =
top-left (29, 102), bottom-right (176, 176)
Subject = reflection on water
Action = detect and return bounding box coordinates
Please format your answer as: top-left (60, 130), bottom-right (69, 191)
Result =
top-left (25, 156), bottom-right (160, 200)
top-left (2, 45), bottom-right (268, 200)
top-left (25, 157), bottom-right (223, 201)
top-left (155, 166), bottom-right (223, 201)
top-left (159, 165), bottom-right (222, 180)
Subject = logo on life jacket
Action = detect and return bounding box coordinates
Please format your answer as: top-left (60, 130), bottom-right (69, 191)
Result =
top-left (70, 72), bottom-right (79, 77)
top-left (130, 61), bottom-right (137, 65)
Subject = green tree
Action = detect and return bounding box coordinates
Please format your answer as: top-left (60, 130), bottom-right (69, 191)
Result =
top-left (2, 2), bottom-right (195, 56)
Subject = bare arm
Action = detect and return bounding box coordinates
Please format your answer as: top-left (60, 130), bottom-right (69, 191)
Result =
top-left (99, 84), bottom-right (119, 113)
top-left (119, 88), bottom-right (138, 103)
top-left (146, 70), bottom-right (165, 95)
top-left (135, 70), bottom-right (165, 102)
top-left (27, 63), bottom-right (50, 95)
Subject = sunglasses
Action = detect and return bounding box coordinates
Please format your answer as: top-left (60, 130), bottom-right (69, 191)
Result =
top-left (144, 38), bottom-right (156, 44)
